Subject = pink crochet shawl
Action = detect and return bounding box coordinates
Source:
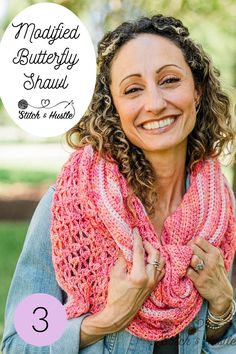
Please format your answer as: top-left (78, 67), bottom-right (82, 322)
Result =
top-left (51, 144), bottom-right (236, 341)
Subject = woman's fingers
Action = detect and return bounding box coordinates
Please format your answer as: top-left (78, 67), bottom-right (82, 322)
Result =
top-left (189, 254), bottom-right (204, 271)
top-left (144, 240), bottom-right (165, 282)
top-left (188, 238), bottom-right (225, 276)
top-left (130, 227), bottom-right (165, 287)
top-left (144, 241), bottom-right (159, 272)
top-left (194, 237), bottom-right (214, 253)
top-left (143, 241), bottom-right (163, 270)
top-left (111, 252), bottom-right (127, 278)
top-left (188, 243), bottom-right (206, 263)
top-left (130, 228), bottom-right (146, 279)
top-left (113, 228), bottom-right (165, 289)
top-left (143, 240), bottom-right (159, 262)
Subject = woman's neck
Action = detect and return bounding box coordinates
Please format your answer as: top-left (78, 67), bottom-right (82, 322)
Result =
top-left (143, 144), bottom-right (187, 215)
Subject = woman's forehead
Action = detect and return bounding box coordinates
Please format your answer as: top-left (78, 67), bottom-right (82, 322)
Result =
top-left (110, 33), bottom-right (188, 82)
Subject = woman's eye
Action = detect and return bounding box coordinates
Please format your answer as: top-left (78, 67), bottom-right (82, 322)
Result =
top-left (161, 77), bottom-right (180, 85)
top-left (124, 87), bottom-right (142, 95)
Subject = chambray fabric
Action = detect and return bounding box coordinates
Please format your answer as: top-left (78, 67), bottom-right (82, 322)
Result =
top-left (1, 176), bottom-right (236, 354)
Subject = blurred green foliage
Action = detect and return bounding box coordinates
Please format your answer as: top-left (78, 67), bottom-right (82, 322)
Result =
top-left (0, 168), bottom-right (56, 184)
top-left (0, 222), bottom-right (28, 341)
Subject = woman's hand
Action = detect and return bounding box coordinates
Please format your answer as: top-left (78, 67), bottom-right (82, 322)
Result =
top-left (186, 237), bottom-right (233, 314)
top-left (103, 228), bottom-right (165, 332)
top-left (80, 229), bottom-right (165, 348)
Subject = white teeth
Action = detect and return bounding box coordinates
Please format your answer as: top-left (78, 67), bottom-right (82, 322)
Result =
top-left (142, 118), bottom-right (176, 130)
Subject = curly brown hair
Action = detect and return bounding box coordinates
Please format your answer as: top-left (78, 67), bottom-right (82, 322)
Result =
top-left (66, 14), bottom-right (235, 217)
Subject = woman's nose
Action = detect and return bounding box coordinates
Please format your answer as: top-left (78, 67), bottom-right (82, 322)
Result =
top-left (144, 87), bottom-right (167, 114)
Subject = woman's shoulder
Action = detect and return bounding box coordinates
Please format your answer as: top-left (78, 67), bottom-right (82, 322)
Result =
top-left (23, 185), bottom-right (56, 245)
top-left (44, 184), bottom-right (56, 197)
top-left (37, 185), bottom-right (56, 208)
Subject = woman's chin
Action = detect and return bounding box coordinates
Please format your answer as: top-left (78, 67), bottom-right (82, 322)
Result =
top-left (136, 138), bottom-right (188, 155)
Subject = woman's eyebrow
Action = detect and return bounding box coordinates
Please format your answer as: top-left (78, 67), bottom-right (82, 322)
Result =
top-left (119, 64), bottom-right (183, 86)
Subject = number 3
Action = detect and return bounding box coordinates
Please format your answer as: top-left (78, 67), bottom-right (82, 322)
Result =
top-left (32, 306), bottom-right (49, 332)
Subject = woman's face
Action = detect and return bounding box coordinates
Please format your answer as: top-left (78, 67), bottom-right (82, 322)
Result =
top-left (109, 33), bottom-right (200, 154)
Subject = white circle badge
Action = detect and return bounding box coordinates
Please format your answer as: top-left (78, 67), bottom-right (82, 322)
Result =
top-left (0, 3), bottom-right (96, 137)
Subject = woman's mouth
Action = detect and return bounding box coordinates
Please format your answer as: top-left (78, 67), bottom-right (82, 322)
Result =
top-left (139, 116), bottom-right (180, 134)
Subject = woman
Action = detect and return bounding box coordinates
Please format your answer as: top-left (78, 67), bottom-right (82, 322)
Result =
top-left (2, 14), bottom-right (236, 354)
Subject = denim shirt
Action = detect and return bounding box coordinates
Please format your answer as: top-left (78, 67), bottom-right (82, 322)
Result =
top-left (1, 181), bottom-right (236, 354)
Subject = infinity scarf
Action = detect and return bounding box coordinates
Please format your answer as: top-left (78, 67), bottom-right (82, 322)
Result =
top-left (50, 144), bottom-right (236, 341)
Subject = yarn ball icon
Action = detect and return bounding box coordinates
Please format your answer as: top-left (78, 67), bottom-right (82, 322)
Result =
top-left (18, 99), bottom-right (28, 110)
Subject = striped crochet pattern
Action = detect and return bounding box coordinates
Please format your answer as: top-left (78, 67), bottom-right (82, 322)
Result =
top-left (51, 144), bottom-right (236, 341)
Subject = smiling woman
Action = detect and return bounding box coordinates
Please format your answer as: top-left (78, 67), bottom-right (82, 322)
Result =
top-left (2, 14), bottom-right (236, 354)
top-left (109, 34), bottom-right (199, 162)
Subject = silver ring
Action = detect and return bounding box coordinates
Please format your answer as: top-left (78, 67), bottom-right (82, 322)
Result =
top-left (194, 259), bottom-right (204, 271)
top-left (148, 260), bottom-right (162, 271)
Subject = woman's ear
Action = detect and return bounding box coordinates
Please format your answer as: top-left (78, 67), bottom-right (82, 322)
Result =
top-left (194, 85), bottom-right (202, 106)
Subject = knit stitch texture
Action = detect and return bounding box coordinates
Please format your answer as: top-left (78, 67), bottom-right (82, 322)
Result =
top-left (50, 144), bottom-right (236, 341)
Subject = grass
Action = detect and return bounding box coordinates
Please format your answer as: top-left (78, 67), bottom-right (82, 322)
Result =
top-left (0, 168), bottom-right (56, 185)
top-left (0, 222), bottom-right (28, 343)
